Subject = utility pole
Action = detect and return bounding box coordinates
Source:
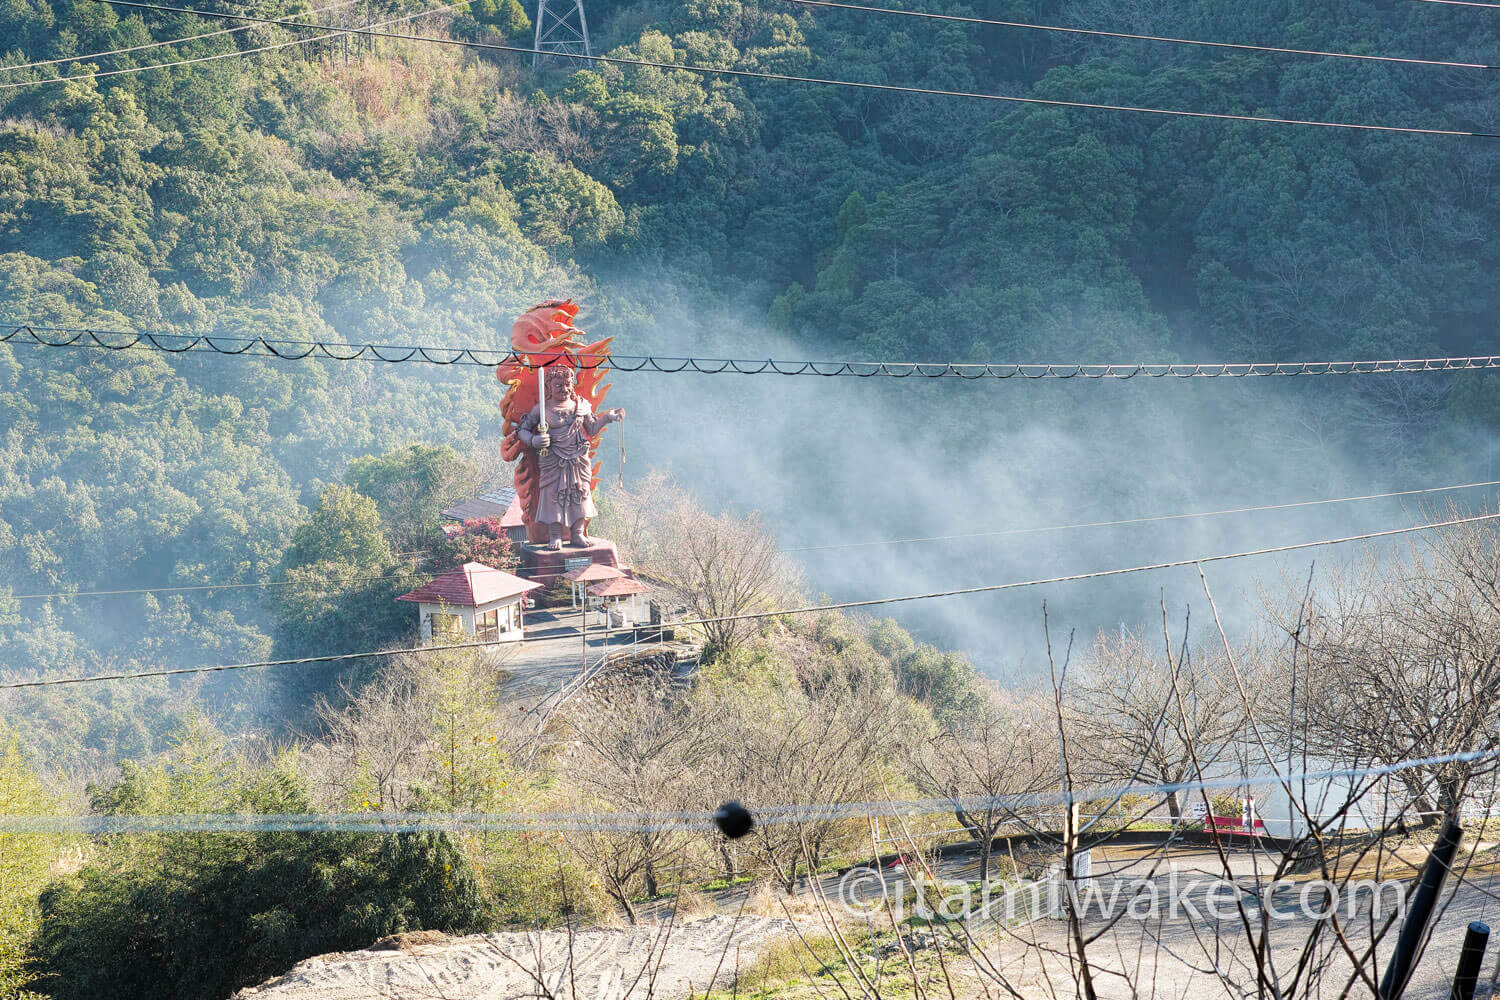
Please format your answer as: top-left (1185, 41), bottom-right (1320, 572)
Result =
top-left (1449, 922), bottom-right (1489, 1000)
top-left (1379, 819), bottom-right (1463, 999)
top-left (1288, 617), bottom-right (1297, 842)
top-left (533, 0), bottom-right (591, 68)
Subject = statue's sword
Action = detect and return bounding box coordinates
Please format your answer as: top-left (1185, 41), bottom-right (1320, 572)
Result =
top-left (536, 356), bottom-right (549, 458)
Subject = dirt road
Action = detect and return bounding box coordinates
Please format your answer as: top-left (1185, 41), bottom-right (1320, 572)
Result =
top-left (233, 915), bottom-right (791, 1000)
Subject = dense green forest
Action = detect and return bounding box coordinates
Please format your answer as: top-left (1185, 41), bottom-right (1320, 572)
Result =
top-left (3, 0), bottom-right (1499, 743)
top-left (2, 0), bottom-right (1498, 722)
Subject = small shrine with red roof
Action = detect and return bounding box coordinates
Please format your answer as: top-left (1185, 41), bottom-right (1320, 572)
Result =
top-left (562, 561), bottom-right (653, 626)
top-left (397, 561), bottom-right (541, 643)
top-left (588, 575), bottom-right (652, 627)
top-left (562, 561), bottom-right (624, 608)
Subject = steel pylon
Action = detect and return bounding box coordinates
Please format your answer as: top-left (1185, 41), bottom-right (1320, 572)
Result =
top-left (533, 0), bottom-right (591, 68)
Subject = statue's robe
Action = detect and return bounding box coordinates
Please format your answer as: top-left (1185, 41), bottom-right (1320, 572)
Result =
top-left (517, 398), bottom-right (608, 527)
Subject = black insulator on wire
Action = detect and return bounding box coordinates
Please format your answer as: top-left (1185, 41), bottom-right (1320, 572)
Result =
top-left (715, 801), bottom-right (755, 839)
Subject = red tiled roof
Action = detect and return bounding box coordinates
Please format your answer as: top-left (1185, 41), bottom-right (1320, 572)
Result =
top-left (397, 562), bottom-right (541, 606)
top-left (566, 562), bottom-right (624, 583)
top-left (588, 577), bottom-right (651, 598)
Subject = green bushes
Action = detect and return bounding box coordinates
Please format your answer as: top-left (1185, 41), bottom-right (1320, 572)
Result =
top-left (0, 727), bottom-right (60, 1000)
top-left (34, 830), bottom-right (489, 1000)
top-left (28, 720), bottom-right (492, 1000)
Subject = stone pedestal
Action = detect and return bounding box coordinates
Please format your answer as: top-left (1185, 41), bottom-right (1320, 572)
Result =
top-left (520, 538), bottom-right (621, 586)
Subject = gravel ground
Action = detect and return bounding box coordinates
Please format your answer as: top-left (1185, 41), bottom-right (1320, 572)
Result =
top-left (232, 915), bottom-right (792, 1000)
top-left (232, 843), bottom-right (1500, 1000)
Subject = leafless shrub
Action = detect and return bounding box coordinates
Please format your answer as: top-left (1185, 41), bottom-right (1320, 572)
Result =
top-left (559, 684), bottom-right (704, 922)
top-left (484, 92), bottom-right (600, 164)
top-left (597, 472), bottom-right (801, 657)
top-left (907, 688), bottom-right (1057, 882)
top-left (486, 92), bottom-right (551, 155)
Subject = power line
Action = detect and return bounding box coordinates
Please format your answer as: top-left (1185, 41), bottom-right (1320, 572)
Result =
top-left (89, 0), bottom-right (1500, 137)
top-left (4, 511), bottom-right (1494, 690)
top-left (0, 636), bottom-right (507, 690)
top-left (9, 478), bottom-right (1492, 601)
top-left (0, 1), bottom-right (469, 92)
top-left (0, 0), bottom-right (359, 74)
top-left (11, 555), bottom-right (506, 601)
top-left (2, 746), bottom-right (1495, 834)
top-left (1408, 0), bottom-right (1500, 7)
top-left (10, 477), bottom-right (1493, 601)
top-left (779, 0), bottom-right (1495, 71)
top-left (7, 571), bottom-right (421, 601)
top-left (747, 746), bottom-right (1500, 823)
top-left (9, 477), bottom-right (1495, 601)
top-left (11, 321), bottom-right (1500, 379)
top-left (697, 511), bottom-right (1500, 622)
top-left (0, 29), bottom-right (326, 91)
top-left (783, 479), bottom-right (1500, 552)
top-left (8, 478), bottom-right (1494, 601)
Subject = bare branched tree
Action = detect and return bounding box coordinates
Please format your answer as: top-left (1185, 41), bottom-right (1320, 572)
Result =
top-left (307, 646), bottom-right (530, 813)
top-left (561, 684), bottom-right (703, 922)
top-left (1272, 517), bottom-right (1500, 824)
top-left (596, 472), bottom-right (800, 657)
top-left (658, 505), bottom-right (795, 656)
top-left (1067, 626), bottom-right (1244, 820)
top-left (907, 688), bottom-right (1057, 883)
top-left (725, 674), bottom-right (906, 893)
top-left (308, 670), bottom-right (427, 811)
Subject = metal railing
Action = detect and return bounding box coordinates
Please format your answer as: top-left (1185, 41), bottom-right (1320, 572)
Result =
top-left (522, 643), bottom-right (676, 725)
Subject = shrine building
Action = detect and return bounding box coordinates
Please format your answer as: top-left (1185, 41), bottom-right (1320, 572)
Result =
top-left (396, 561), bottom-right (541, 643)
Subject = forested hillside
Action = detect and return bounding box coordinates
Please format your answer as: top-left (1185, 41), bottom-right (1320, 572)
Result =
top-left (2, 0), bottom-right (1500, 752)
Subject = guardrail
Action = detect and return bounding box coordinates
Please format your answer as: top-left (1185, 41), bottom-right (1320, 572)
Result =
top-left (523, 643), bottom-right (676, 725)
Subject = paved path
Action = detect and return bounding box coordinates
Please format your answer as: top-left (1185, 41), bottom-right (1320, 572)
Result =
top-left (897, 841), bottom-right (1500, 999)
top-left (498, 608), bottom-right (691, 710)
top-left (1024, 863), bottom-right (1500, 1000)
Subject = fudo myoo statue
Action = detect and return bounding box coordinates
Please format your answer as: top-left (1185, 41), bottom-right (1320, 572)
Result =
top-left (517, 364), bottom-right (624, 549)
top-left (497, 300), bottom-right (624, 551)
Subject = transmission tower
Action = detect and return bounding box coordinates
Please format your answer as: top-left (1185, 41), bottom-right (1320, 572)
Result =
top-left (532, 0), bottom-right (591, 68)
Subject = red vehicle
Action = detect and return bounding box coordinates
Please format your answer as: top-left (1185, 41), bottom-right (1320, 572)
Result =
top-left (1206, 815), bottom-right (1266, 838)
